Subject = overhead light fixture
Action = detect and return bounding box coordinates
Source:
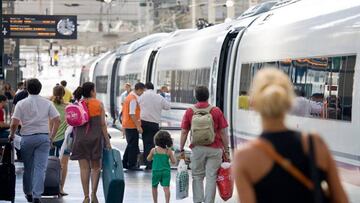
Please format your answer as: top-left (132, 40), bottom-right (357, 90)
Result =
top-left (104, 0), bottom-right (112, 3)
top-left (226, 0), bottom-right (234, 7)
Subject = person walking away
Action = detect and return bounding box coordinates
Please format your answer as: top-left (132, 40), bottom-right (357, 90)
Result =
top-left (233, 68), bottom-right (348, 203)
top-left (48, 85), bottom-right (69, 196)
top-left (147, 131), bottom-right (176, 203)
top-left (122, 82), bottom-right (145, 170)
top-left (179, 86), bottom-right (230, 203)
top-left (9, 78), bottom-right (61, 203)
top-left (3, 83), bottom-right (15, 121)
top-left (139, 82), bottom-right (170, 169)
top-left (0, 95), bottom-right (10, 138)
top-left (70, 82), bottom-right (111, 203)
top-left (60, 80), bottom-right (73, 103)
top-left (16, 81), bottom-right (25, 94)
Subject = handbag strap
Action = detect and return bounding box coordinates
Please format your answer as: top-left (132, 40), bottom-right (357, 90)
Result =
top-left (251, 139), bottom-right (314, 190)
top-left (308, 134), bottom-right (323, 203)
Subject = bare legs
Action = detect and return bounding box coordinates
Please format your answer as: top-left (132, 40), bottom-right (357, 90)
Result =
top-left (79, 159), bottom-right (101, 203)
top-left (163, 187), bottom-right (170, 203)
top-left (152, 187), bottom-right (158, 203)
top-left (152, 187), bottom-right (170, 203)
top-left (90, 160), bottom-right (101, 203)
top-left (60, 155), bottom-right (69, 194)
top-left (79, 160), bottom-right (90, 202)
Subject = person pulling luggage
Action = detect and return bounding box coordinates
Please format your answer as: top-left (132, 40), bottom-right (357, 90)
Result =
top-left (9, 78), bottom-right (61, 203)
top-left (70, 82), bottom-right (112, 203)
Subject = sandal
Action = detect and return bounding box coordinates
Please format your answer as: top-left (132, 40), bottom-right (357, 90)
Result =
top-left (83, 196), bottom-right (90, 203)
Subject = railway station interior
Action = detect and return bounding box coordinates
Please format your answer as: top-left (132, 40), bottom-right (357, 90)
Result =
top-left (0, 0), bottom-right (360, 203)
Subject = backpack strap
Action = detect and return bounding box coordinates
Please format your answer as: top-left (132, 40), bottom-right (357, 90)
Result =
top-left (191, 105), bottom-right (214, 114)
top-left (251, 138), bottom-right (314, 190)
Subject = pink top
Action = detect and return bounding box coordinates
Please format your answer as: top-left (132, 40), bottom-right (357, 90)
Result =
top-left (181, 101), bottom-right (228, 149)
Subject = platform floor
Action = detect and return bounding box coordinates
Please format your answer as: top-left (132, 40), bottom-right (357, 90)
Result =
top-left (3, 128), bottom-right (360, 203)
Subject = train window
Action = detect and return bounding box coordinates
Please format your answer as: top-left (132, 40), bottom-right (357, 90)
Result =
top-left (95, 76), bottom-right (108, 94)
top-left (238, 55), bottom-right (356, 122)
top-left (118, 73), bottom-right (141, 96)
top-left (157, 68), bottom-right (211, 104)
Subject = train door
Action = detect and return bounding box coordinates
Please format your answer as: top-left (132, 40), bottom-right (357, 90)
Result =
top-left (146, 50), bottom-right (158, 83)
top-left (110, 58), bottom-right (121, 124)
top-left (217, 28), bottom-right (244, 149)
top-left (216, 29), bottom-right (242, 111)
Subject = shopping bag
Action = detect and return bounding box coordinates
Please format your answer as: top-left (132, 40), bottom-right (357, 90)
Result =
top-left (176, 159), bottom-right (189, 200)
top-left (59, 126), bottom-right (73, 158)
top-left (217, 162), bottom-right (233, 201)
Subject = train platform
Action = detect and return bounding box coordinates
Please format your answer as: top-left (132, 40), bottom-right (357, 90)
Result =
top-left (3, 128), bottom-right (360, 203)
top-left (5, 128), bottom-right (238, 203)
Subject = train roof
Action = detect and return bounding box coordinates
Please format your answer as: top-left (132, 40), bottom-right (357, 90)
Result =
top-left (239, 0), bottom-right (360, 63)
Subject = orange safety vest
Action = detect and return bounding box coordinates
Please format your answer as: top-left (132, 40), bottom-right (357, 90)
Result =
top-left (122, 93), bottom-right (140, 129)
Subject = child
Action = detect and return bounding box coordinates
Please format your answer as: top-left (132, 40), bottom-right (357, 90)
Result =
top-left (147, 130), bottom-right (176, 203)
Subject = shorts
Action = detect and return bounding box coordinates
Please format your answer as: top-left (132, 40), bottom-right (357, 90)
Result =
top-left (152, 170), bottom-right (171, 188)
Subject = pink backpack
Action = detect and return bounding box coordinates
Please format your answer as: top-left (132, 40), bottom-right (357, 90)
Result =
top-left (65, 100), bottom-right (89, 127)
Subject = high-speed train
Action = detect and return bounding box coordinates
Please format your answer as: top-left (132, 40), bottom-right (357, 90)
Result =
top-left (81, 0), bottom-right (360, 171)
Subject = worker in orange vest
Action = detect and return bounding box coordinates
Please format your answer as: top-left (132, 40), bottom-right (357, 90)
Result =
top-left (122, 82), bottom-right (145, 170)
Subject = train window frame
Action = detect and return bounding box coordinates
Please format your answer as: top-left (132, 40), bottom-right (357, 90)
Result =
top-left (238, 55), bottom-right (356, 122)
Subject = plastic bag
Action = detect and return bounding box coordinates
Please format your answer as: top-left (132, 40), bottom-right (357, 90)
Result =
top-left (59, 126), bottom-right (74, 158)
top-left (217, 162), bottom-right (233, 201)
top-left (176, 159), bottom-right (189, 200)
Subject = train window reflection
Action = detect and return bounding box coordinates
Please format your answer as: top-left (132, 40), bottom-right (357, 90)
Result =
top-left (238, 55), bottom-right (356, 122)
top-left (95, 76), bottom-right (108, 93)
top-left (117, 73), bottom-right (141, 96)
top-left (157, 68), bottom-right (211, 104)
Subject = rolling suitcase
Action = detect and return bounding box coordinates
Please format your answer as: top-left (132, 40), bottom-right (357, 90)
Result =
top-left (0, 143), bottom-right (15, 203)
top-left (42, 156), bottom-right (61, 197)
top-left (102, 149), bottom-right (125, 203)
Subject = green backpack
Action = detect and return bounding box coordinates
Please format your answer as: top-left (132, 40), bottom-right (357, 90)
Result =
top-left (190, 105), bottom-right (215, 146)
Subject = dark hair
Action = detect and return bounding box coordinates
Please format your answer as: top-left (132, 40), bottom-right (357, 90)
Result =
top-left (154, 130), bottom-right (173, 148)
top-left (195, 86), bottom-right (209, 102)
top-left (26, 78), bottom-right (42, 95)
top-left (295, 89), bottom-right (305, 97)
top-left (145, 82), bottom-right (154, 90)
top-left (17, 82), bottom-right (24, 88)
top-left (73, 86), bottom-right (82, 101)
top-left (60, 80), bottom-right (67, 87)
top-left (82, 82), bottom-right (95, 98)
top-left (0, 95), bottom-right (7, 102)
top-left (134, 82), bottom-right (145, 91)
top-left (240, 91), bottom-right (247, 95)
top-left (52, 85), bottom-right (65, 104)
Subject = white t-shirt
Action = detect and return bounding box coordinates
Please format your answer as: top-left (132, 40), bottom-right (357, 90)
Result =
top-left (138, 90), bottom-right (170, 124)
top-left (12, 94), bottom-right (60, 135)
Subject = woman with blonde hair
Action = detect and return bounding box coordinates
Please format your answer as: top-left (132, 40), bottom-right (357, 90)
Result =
top-left (233, 68), bottom-right (348, 203)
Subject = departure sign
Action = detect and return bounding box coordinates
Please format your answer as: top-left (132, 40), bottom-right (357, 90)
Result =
top-left (2, 15), bottom-right (77, 39)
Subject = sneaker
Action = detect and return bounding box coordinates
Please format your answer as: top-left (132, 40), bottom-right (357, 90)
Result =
top-left (25, 194), bottom-right (33, 202)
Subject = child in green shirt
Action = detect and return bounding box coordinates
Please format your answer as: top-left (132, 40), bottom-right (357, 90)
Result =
top-left (147, 131), bottom-right (176, 203)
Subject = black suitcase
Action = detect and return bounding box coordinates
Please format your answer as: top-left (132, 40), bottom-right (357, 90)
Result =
top-left (0, 143), bottom-right (16, 203)
top-left (42, 156), bottom-right (61, 197)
